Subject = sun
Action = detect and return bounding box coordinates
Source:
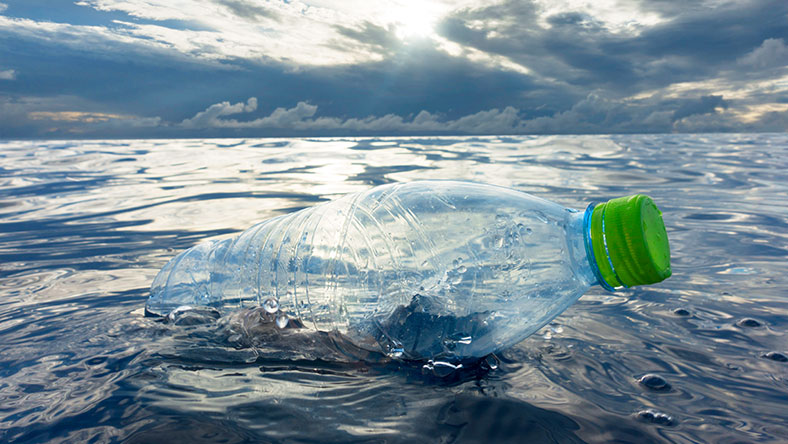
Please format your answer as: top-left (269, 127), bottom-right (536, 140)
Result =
top-left (383, 0), bottom-right (444, 41)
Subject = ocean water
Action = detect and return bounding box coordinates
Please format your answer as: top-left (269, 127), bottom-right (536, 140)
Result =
top-left (1, 134), bottom-right (787, 443)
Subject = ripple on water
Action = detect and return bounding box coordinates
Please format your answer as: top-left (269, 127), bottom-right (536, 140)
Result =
top-left (3, 135), bottom-right (788, 443)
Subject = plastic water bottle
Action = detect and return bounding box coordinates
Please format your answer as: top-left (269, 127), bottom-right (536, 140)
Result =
top-left (148, 181), bottom-right (671, 362)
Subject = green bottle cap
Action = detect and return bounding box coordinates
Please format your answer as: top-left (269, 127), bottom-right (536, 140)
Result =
top-left (589, 194), bottom-right (671, 288)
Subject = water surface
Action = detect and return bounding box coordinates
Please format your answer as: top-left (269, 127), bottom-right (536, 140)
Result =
top-left (1, 134), bottom-right (787, 443)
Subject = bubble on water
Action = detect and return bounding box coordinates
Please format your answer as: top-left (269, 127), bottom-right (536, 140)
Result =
top-left (638, 373), bottom-right (671, 391)
top-left (263, 298), bottom-right (279, 314)
top-left (673, 308), bottom-right (691, 316)
top-left (763, 351), bottom-right (788, 362)
top-left (736, 318), bottom-right (763, 328)
top-left (275, 314), bottom-right (289, 329)
top-left (636, 409), bottom-right (675, 426)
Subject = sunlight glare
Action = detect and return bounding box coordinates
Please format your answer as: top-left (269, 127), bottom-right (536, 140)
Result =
top-left (384, 0), bottom-right (445, 41)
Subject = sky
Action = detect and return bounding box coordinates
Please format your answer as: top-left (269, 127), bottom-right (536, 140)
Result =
top-left (0, 0), bottom-right (787, 138)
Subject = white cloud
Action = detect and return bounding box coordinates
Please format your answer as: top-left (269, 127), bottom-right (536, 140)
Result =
top-left (72, 0), bottom-right (445, 65)
top-left (0, 15), bottom-right (227, 68)
top-left (180, 97), bottom-right (260, 128)
top-left (180, 96), bottom-right (523, 133)
top-left (35, 0), bottom-right (541, 68)
top-left (0, 3), bottom-right (7, 13)
top-left (0, 69), bottom-right (15, 80)
top-left (738, 38), bottom-right (788, 70)
top-left (533, 0), bottom-right (665, 34)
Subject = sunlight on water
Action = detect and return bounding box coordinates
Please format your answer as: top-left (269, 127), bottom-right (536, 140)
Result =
top-left (1, 134), bottom-right (787, 443)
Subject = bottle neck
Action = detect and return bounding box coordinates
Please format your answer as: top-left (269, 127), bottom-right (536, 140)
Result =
top-left (582, 203), bottom-right (617, 292)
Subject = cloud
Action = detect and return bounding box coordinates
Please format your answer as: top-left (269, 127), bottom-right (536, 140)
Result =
top-left (519, 93), bottom-right (730, 133)
top-left (215, 0), bottom-right (279, 22)
top-left (439, 0), bottom-right (788, 95)
top-left (179, 97), bottom-right (523, 134)
top-left (738, 38), bottom-right (788, 70)
top-left (1, 0), bottom-right (787, 138)
top-left (672, 95), bottom-right (728, 121)
top-left (0, 95), bottom-right (163, 138)
top-left (67, 0), bottom-right (425, 66)
top-left (178, 94), bottom-right (732, 135)
top-left (0, 15), bottom-right (229, 70)
top-left (333, 21), bottom-right (401, 56)
top-left (180, 97), bottom-right (323, 129)
top-left (28, 111), bottom-right (161, 127)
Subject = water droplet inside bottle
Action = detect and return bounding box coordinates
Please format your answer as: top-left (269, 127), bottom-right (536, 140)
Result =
top-left (456, 335), bottom-right (472, 345)
top-left (275, 314), bottom-right (289, 329)
top-left (263, 298), bottom-right (279, 314)
top-left (228, 334), bottom-right (242, 343)
top-left (457, 265), bottom-right (467, 274)
top-left (450, 274), bottom-right (462, 285)
top-left (483, 354), bottom-right (500, 370)
top-left (388, 348), bottom-right (404, 358)
top-left (494, 235), bottom-right (504, 249)
top-left (452, 258), bottom-right (460, 267)
top-left (431, 360), bottom-right (463, 377)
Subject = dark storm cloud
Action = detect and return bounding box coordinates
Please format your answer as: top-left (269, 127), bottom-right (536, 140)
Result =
top-left (672, 95), bottom-right (728, 121)
top-left (439, 0), bottom-right (788, 94)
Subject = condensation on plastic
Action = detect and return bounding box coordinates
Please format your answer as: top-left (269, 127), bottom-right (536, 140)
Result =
top-left (148, 181), bottom-right (598, 360)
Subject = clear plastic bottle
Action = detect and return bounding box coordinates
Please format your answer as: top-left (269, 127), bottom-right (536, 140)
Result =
top-left (148, 181), bottom-right (671, 361)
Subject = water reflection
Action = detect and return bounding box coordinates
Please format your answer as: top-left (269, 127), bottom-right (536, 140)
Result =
top-left (1, 134), bottom-right (787, 442)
